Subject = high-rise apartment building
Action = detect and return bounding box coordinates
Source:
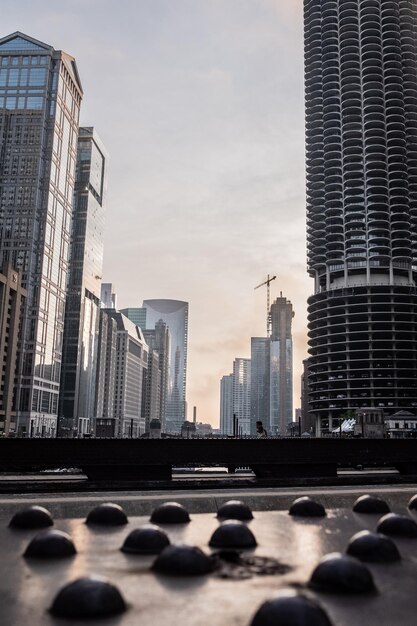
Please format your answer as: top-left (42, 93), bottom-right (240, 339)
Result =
top-left (143, 299), bottom-right (188, 432)
top-left (270, 296), bottom-right (294, 435)
top-left (58, 127), bottom-right (107, 437)
top-left (0, 32), bottom-right (83, 436)
top-left (304, 1), bottom-right (417, 433)
top-left (232, 358), bottom-right (251, 436)
top-left (220, 373), bottom-right (234, 435)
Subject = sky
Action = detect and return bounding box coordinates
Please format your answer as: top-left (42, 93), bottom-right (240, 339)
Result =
top-left (3, 0), bottom-right (310, 426)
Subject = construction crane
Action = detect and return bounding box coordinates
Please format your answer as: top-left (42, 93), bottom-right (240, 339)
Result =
top-left (254, 274), bottom-right (277, 337)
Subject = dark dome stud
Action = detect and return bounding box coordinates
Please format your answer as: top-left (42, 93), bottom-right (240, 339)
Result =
top-left (121, 525), bottom-right (170, 555)
top-left (289, 497), bottom-right (326, 517)
top-left (150, 502), bottom-right (191, 524)
top-left (86, 503), bottom-right (128, 526)
top-left (9, 506), bottom-right (54, 530)
top-left (24, 530), bottom-right (76, 559)
top-left (50, 576), bottom-right (127, 618)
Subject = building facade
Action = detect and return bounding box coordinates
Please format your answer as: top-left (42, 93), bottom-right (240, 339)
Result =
top-left (232, 358), bottom-right (251, 436)
top-left (142, 299), bottom-right (188, 432)
top-left (94, 309), bottom-right (117, 437)
top-left (100, 283), bottom-right (117, 309)
top-left (105, 311), bottom-right (148, 437)
top-left (0, 264), bottom-right (26, 435)
top-left (304, 1), bottom-right (417, 433)
top-left (0, 32), bottom-right (83, 436)
top-left (120, 307), bottom-right (147, 328)
top-left (220, 373), bottom-right (234, 435)
top-left (58, 127), bottom-right (107, 437)
top-left (250, 337), bottom-right (270, 435)
top-left (270, 296), bottom-right (294, 435)
top-left (142, 320), bottom-right (170, 431)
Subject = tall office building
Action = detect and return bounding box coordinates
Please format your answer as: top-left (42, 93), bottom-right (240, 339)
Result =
top-left (0, 264), bottom-right (26, 435)
top-left (143, 299), bottom-right (188, 432)
top-left (104, 311), bottom-right (148, 437)
top-left (94, 309), bottom-right (117, 437)
top-left (250, 337), bottom-right (270, 435)
top-left (304, 1), bottom-right (417, 433)
top-left (142, 320), bottom-right (170, 431)
top-left (101, 283), bottom-right (117, 309)
top-left (58, 127), bottom-right (107, 436)
top-left (220, 373), bottom-right (234, 435)
top-left (120, 307), bottom-right (147, 329)
top-left (250, 296), bottom-right (294, 436)
top-left (232, 358), bottom-right (251, 436)
top-left (270, 295), bottom-right (294, 435)
top-left (0, 32), bottom-right (83, 436)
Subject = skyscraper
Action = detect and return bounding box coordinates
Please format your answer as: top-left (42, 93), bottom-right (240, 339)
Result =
top-left (101, 283), bottom-right (117, 309)
top-left (0, 32), bottom-right (83, 436)
top-left (304, 1), bottom-right (417, 433)
top-left (142, 320), bottom-right (170, 431)
top-left (270, 296), bottom-right (294, 435)
top-left (250, 337), bottom-right (270, 435)
top-left (143, 299), bottom-right (188, 432)
top-left (59, 127), bottom-right (107, 436)
top-left (232, 358), bottom-right (251, 436)
top-left (104, 311), bottom-right (148, 437)
top-left (220, 374), bottom-right (234, 435)
top-left (0, 264), bottom-right (26, 435)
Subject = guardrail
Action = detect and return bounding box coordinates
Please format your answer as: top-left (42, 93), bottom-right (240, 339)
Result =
top-left (1, 438), bottom-right (417, 481)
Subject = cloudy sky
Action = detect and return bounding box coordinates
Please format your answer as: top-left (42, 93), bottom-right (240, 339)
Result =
top-left (4, 0), bottom-right (310, 425)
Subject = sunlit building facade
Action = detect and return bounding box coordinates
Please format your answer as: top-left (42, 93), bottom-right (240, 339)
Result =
top-left (0, 32), bottom-right (83, 436)
top-left (304, 1), bottom-right (417, 433)
top-left (58, 127), bottom-right (107, 437)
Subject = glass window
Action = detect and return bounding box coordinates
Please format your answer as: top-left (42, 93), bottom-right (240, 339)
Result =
top-left (29, 68), bottom-right (46, 86)
top-left (0, 69), bottom-right (6, 85)
top-left (27, 96), bottom-right (42, 109)
top-left (40, 56), bottom-right (47, 65)
top-left (5, 97), bottom-right (15, 109)
top-left (1, 57), bottom-right (8, 66)
top-left (0, 37), bottom-right (46, 51)
top-left (31, 56), bottom-right (37, 65)
top-left (8, 68), bottom-right (19, 86)
top-left (20, 67), bottom-right (28, 86)
top-left (17, 97), bottom-right (25, 109)
top-left (22, 56), bottom-right (29, 65)
top-left (0, 97), bottom-right (4, 107)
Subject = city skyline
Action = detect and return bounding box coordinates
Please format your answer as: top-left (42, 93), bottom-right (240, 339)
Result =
top-left (2, 2), bottom-right (308, 426)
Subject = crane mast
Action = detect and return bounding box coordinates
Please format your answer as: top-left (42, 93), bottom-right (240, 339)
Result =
top-left (254, 274), bottom-right (277, 337)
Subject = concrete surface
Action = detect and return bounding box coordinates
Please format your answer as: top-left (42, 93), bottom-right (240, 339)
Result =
top-left (2, 503), bottom-right (417, 625)
top-left (1, 483), bottom-right (417, 519)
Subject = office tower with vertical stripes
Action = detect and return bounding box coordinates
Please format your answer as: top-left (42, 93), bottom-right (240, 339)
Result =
top-left (304, 1), bottom-right (417, 433)
top-left (0, 32), bottom-right (83, 436)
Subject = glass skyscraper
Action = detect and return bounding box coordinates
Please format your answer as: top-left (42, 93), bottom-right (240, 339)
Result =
top-left (0, 32), bottom-right (83, 436)
top-left (304, 1), bottom-right (417, 433)
top-left (58, 127), bottom-right (107, 437)
top-left (143, 299), bottom-right (188, 432)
